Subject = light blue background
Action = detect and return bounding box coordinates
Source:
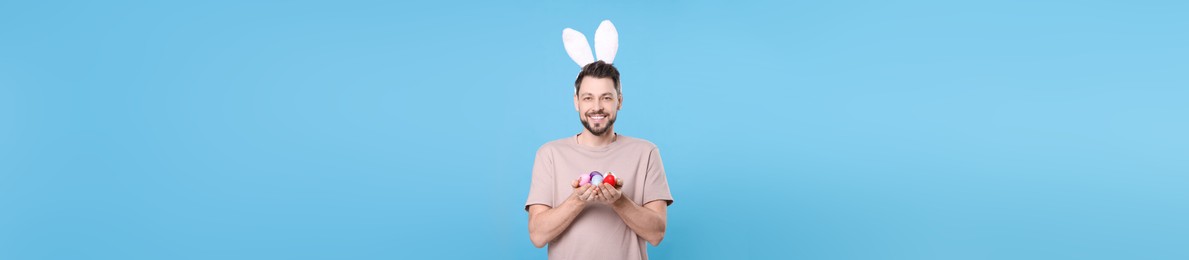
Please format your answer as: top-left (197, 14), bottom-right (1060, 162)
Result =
top-left (2, 0), bottom-right (1186, 259)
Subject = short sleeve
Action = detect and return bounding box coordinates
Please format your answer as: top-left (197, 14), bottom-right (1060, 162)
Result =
top-left (643, 147), bottom-right (674, 206)
top-left (524, 146), bottom-right (556, 210)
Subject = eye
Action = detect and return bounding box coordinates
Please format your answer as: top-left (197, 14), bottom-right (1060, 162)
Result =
top-left (583, 97), bottom-right (592, 101)
top-left (603, 97), bottom-right (613, 101)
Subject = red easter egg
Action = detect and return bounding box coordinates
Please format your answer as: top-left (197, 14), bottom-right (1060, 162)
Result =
top-left (603, 172), bottom-right (617, 186)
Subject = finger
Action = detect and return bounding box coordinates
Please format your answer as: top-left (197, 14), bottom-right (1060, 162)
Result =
top-left (572, 179), bottom-right (580, 188)
top-left (599, 184), bottom-right (613, 199)
top-left (603, 183), bottom-right (620, 198)
top-left (582, 185), bottom-right (597, 200)
top-left (616, 178), bottom-right (623, 188)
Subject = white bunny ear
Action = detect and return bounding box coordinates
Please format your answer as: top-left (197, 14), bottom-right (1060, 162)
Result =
top-left (562, 28), bottom-right (595, 67)
top-left (594, 20), bottom-right (619, 64)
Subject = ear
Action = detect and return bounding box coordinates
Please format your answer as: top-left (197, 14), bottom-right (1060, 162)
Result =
top-left (617, 94), bottom-right (623, 111)
top-left (562, 28), bottom-right (595, 67)
top-left (594, 20), bottom-right (619, 64)
top-left (574, 94), bottom-right (580, 112)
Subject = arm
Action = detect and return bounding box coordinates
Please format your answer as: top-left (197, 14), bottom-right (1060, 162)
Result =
top-left (612, 146), bottom-right (671, 246)
top-left (610, 190), bottom-right (668, 246)
top-left (592, 182), bottom-right (668, 246)
top-left (527, 182), bottom-right (595, 248)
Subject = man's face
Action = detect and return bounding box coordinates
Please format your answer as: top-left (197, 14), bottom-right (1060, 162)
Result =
top-left (574, 76), bottom-right (622, 137)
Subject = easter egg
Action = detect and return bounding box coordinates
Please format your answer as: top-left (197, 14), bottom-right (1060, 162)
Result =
top-left (603, 172), bottom-right (617, 186)
top-left (591, 174), bottom-right (604, 186)
top-left (589, 171), bottom-right (604, 186)
top-left (579, 174), bottom-right (592, 186)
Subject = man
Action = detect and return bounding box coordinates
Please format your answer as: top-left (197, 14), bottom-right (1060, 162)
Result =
top-left (524, 60), bottom-right (673, 260)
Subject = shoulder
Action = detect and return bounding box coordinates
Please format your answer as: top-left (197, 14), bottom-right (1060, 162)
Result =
top-left (617, 135), bottom-right (660, 152)
top-left (536, 136), bottom-right (574, 154)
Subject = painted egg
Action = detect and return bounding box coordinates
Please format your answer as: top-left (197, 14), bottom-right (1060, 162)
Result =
top-left (579, 174), bottom-right (592, 186)
top-left (603, 172), bottom-right (616, 186)
top-left (589, 171), bottom-right (604, 186)
top-left (591, 174), bottom-right (604, 186)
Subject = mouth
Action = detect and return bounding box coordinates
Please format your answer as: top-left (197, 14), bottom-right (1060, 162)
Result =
top-left (588, 114), bottom-right (608, 123)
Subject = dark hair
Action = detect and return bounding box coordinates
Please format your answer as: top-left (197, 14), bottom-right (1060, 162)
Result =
top-left (574, 60), bottom-right (621, 95)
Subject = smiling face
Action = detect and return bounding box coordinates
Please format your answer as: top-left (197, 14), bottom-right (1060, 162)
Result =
top-left (574, 76), bottom-right (622, 137)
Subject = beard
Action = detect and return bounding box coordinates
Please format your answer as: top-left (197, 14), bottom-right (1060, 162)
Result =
top-left (580, 111), bottom-right (616, 136)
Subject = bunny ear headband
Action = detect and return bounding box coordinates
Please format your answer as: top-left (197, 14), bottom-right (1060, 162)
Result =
top-left (562, 20), bottom-right (618, 67)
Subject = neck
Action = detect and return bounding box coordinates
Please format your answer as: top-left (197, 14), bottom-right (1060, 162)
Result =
top-left (577, 128), bottom-right (617, 147)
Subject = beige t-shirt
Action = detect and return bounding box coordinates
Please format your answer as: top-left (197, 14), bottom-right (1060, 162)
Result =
top-left (525, 134), bottom-right (674, 260)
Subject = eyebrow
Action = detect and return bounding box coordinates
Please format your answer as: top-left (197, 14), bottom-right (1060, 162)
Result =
top-left (580, 93), bottom-right (615, 97)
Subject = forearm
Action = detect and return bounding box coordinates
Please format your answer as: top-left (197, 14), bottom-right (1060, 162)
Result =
top-left (611, 198), bottom-right (667, 246)
top-left (528, 198), bottom-right (585, 248)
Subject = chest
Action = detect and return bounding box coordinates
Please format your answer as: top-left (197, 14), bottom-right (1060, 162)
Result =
top-left (549, 150), bottom-right (650, 202)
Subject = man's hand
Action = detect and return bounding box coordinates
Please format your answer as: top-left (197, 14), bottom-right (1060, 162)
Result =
top-left (568, 180), bottom-right (597, 205)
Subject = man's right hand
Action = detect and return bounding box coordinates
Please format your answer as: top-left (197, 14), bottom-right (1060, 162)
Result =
top-left (567, 180), bottom-right (597, 205)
